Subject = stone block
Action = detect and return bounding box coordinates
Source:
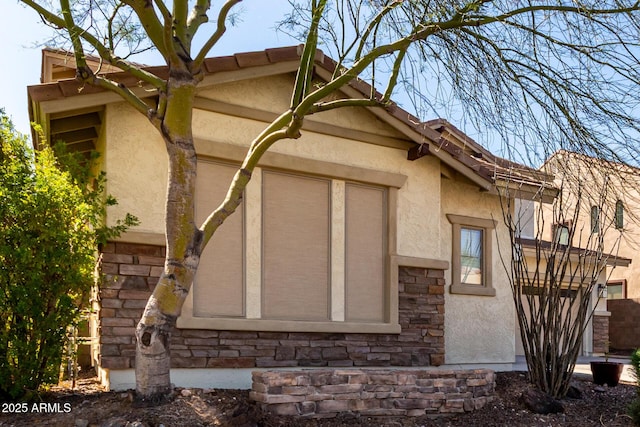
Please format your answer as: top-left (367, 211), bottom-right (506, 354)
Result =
top-left (112, 327), bottom-right (136, 336)
top-left (115, 242), bottom-right (164, 257)
top-left (430, 354), bottom-right (445, 366)
top-left (263, 394), bottom-right (306, 404)
top-left (101, 335), bottom-right (133, 345)
top-left (100, 308), bottom-right (116, 318)
top-left (316, 400), bottom-right (350, 413)
top-left (137, 255), bottom-right (165, 266)
top-left (119, 264), bottom-right (151, 276)
top-left (102, 253), bottom-right (133, 264)
top-left (122, 276), bottom-right (149, 290)
top-left (239, 348), bottom-right (275, 358)
top-left (101, 289), bottom-right (119, 299)
top-left (149, 266), bottom-right (164, 277)
top-left (101, 298), bottom-right (123, 309)
top-left (100, 263), bottom-right (119, 275)
top-left (115, 309), bottom-right (144, 319)
top-left (367, 353), bottom-right (391, 361)
top-left (123, 299), bottom-right (148, 309)
top-left (270, 403), bottom-right (300, 416)
top-left (206, 357), bottom-right (254, 368)
top-left (297, 401), bottom-right (317, 415)
top-left (100, 344), bottom-right (122, 356)
top-left (101, 318), bottom-right (134, 327)
top-left (118, 290), bottom-right (150, 300)
top-left (318, 384), bottom-right (363, 394)
top-left (181, 330), bottom-right (219, 338)
top-left (184, 338), bottom-right (216, 346)
top-left (255, 358), bottom-right (296, 368)
top-left (428, 284), bottom-right (445, 295)
top-left (100, 356), bottom-right (130, 369)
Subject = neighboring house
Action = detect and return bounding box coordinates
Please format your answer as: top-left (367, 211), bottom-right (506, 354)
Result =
top-left (29, 47), bottom-right (562, 391)
top-left (516, 150), bottom-right (638, 353)
top-left (540, 151), bottom-right (640, 300)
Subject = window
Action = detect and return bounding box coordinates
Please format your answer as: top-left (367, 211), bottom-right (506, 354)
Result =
top-left (262, 171), bottom-right (331, 321)
top-left (615, 200), bottom-right (624, 230)
top-left (460, 227), bottom-right (483, 285)
top-left (607, 280), bottom-right (626, 300)
top-left (179, 158), bottom-right (404, 333)
top-left (447, 214), bottom-right (497, 296)
top-left (514, 198), bottom-right (535, 239)
top-left (193, 160), bottom-right (245, 317)
top-left (591, 205), bottom-right (600, 234)
top-left (553, 222), bottom-right (571, 246)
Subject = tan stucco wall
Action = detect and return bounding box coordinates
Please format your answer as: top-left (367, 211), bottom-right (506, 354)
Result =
top-left (440, 179), bottom-right (515, 364)
top-left (104, 102), bottom-right (168, 234)
top-left (106, 73), bottom-right (442, 259)
top-left (197, 74), bottom-right (407, 139)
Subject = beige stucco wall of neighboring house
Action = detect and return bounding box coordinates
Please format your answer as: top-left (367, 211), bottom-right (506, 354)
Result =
top-left (440, 178), bottom-right (515, 365)
top-left (540, 153), bottom-right (640, 299)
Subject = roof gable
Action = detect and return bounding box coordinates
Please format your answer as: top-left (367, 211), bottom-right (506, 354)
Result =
top-left (28, 46), bottom-right (553, 197)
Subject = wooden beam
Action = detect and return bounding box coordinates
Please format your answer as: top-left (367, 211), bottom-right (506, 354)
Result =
top-left (407, 143), bottom-right (430, 160)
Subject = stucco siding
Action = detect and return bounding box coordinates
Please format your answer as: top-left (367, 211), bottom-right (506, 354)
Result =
top-left (440, 178), bottom-right (515, 365)
top-left (105, 73), bottom-right (443, 260)
top-left (104, 102), bottom-right (168, 234)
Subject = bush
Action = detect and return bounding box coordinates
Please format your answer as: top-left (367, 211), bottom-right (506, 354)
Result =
top-left (628, 348), bottom-right (640, 425)
top-left (0, 111), bottom-right (136, 399)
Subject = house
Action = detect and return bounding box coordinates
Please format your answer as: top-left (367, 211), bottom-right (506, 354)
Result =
top-left (529, 151), bottom-right (640, 351)
top-left (29, 47), bottom-right (563, 392)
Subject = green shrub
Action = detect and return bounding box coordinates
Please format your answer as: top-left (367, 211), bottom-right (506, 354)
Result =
top-left (0, 111), bottom-right (136, 399)
top-left (628, 348), bottom-right (640, 425)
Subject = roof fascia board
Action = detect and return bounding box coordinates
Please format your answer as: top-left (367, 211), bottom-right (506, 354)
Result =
top-left (30, 84), bottom-right (157, 115)
top-left (198, 61), bottom-right (302, 89)
top-left (313, 67), bottom-right (493, 191)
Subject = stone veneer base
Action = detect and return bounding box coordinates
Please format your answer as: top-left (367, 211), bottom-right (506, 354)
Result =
top-left (251, 368), bottom-right (495, 418)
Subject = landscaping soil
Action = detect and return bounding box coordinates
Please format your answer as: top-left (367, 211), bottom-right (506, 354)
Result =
top-left (0, 369), bottom-right (635, 426)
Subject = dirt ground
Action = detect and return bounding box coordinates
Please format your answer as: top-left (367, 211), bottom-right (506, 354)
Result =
top-left (0, 369), bottom-right (636, 427)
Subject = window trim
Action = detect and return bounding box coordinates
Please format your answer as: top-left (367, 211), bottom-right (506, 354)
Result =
top-left (446, 214), bottom-right (497, 297)
top-left (606, 279), bottom-right (627, 300)
top-left (552, 221), bottom-right (572, 246)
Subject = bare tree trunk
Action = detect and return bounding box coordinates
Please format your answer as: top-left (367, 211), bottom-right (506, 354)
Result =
top-left (135, 77), bottom-right (202, 400)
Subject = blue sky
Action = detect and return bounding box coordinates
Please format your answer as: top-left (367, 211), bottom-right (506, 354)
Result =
top-left (1, 1), bottom-right (298, 136)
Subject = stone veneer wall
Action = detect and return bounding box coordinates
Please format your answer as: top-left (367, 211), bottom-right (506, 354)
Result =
top-left (591, 314), bottom-right (610, 354)
top-left (97, 242), bottom-right (445, 370)
top-left (251, 368), bottom-right (495, 418)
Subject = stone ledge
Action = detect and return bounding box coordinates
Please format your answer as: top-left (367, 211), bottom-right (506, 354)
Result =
top-left (251, 368), bottom-right (495, 418)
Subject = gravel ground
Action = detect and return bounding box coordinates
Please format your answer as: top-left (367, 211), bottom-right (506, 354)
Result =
top-left (0, 370), bottom-right (636, 426)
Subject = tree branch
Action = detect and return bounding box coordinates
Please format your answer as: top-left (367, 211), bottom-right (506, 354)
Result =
top-left (123, 0), bottom-right (169, 61)
top-left (193, 0), bottom-right (242, 67)
top-left (290, 0), bottom-right (328, 110)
